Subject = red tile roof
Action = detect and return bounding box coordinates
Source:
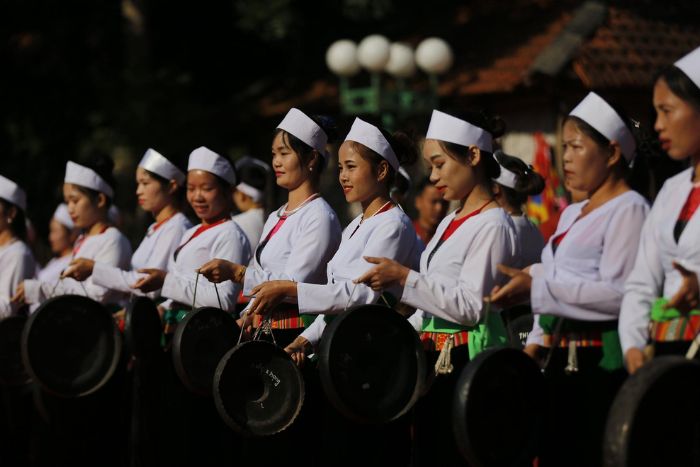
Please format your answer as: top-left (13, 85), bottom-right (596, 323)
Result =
top-left (573, 7), bottom-right (700, 88)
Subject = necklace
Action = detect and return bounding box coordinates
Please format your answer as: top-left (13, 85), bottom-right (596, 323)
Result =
top-left (276, 193), bottom-right (320, 218)
top-left (349, 200), bottom-right (394, 238)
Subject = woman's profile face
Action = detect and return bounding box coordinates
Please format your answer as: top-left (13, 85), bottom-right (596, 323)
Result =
top-left (653, 77), bottom-right (700, 161)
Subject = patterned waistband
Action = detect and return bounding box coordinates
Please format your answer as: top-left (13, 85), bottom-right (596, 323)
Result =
top-left (419, 331), bottom-right (469, 352)
top-left (651, 314), bottom-right (700, 343)
top-left (543, 331), bottom-right (604, 348)
top-left (271, 305), bottom-right (305, 330)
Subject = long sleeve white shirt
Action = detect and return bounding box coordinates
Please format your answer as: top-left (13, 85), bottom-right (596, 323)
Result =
top-left (24, 227), bottom-right (132, 306)
top-left (91, 212), bottom-right (191, 299)
top-left (243, 198), bottom-right (341, 295)
top-left (161, 219), bottom-right (251, 310)
top-left (401, 207), bottom-right (517, 329)
top-left (620, 168), bottom-right (700, 353)
top-left (528, 191), bottom-right (649, 332)
top-left (299, 207), bottom-right (423, 345)
top-left (0, 240), bottom-right (36, 317)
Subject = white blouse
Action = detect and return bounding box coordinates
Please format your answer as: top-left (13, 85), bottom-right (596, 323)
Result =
top-left (525, 191), bottom-right (649, 345)
top-left (620, 168), bottom-right (700, 353)
top-left (512, 214), bottom-right (545, 269)
top-left (37, 255), bottom-right (71, 284)
top-left (161, 219), bottom-right (251, 310)
top-left (403, 207), bottom-right (517, 330)
top-left (0, 240), bottom-right (36, 317)
top-left (243, 198), bottom-right (341, 296)
top-left (232, 208), bottom-right (266, 251)
top-left (91, 212), bottom-right (191, 298)
top-left (24, 227), bottom-right (132, 306)
top-left (299, 206), bottom-right (423, 345)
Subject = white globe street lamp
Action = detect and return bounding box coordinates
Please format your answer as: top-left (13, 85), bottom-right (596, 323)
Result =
top-left (385, 42), bottom-right (416, 78)
top-left (325, 39), bottom-right (361, 77)
top-left (415, 37), bottom-right (454, 75)
top-left (356, 34), bottom-right (391, 72)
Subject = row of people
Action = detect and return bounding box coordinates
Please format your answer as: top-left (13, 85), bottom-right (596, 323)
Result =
top-left (0, 45), bottom-right (698, 466)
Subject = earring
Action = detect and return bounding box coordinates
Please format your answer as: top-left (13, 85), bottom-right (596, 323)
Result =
top-left (309, 167), bottom-right (313, 172)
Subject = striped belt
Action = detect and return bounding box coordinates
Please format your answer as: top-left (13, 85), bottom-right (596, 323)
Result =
top-left (271, 304), bottom-right (305, 330)
top-left (543, 331), bottom-right (604, 348)
top-left (419, 331), bottom-right (469, 352)
top-left (651, 314), bottom-right (700, 343)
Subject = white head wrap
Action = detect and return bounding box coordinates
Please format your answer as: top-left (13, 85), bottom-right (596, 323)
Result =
top-left (138, 148), bottom-right (186, 186)
top-left (492, 151), bottom-right (519, 189)
top-left (64, 161), bottom-right (115, 199)
top-left (0, 175), bottom-right (27, 211)
top-left (277, 108), bottom-right (329, 157)
top-left (235, 156), bottom-right (270, 204)
top-left (187, 146), bottom-right (238, 186)
top-left (569, 92), bottom-right (636, 163)
top-left (675, 45), bottom-right (700, 90)
top-left (52, 203), bottom-right (73, 229)
top-left (426, 110), bottom-right (493, 153)
top-left (344, 118), bottom-right (400, 171)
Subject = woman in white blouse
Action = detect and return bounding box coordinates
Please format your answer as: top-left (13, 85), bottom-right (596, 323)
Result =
top-left (199, 108), bottom-right (342, 347)
top-left (620, 45), bottom-right (700, 373)
top-left (15, 155), bottom-right (132, 308)
top-left (133, 147), bottom-right (250, 328)
top-left (245, 117), bottom-right (422, 467)
top-left (492, 149), bottom-right (545, 269)
top-left (490, 92), bottom-right (651, 467)
top-left (61, 148), bottom-right (191, 301)
top-left (0, 175), bottom-right (35, 317)
top-left (36, 204), bottom-right (78, 285)
top-left (231, 155), bottom-right (270, 251)
top-left (355, 109), bottom-right (517, 467)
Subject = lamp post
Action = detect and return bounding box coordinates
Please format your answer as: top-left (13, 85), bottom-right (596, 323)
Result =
top-left (326, 36), bottom-right (453, 129)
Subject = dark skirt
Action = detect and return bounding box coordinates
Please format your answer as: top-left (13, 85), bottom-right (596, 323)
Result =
top-left (414, 344), bottom-right (471, 467)
top-left (538, 347), bottom-right (626, 467)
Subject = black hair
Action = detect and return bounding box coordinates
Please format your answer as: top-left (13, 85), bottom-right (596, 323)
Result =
top-left (565, 103), bottom-right (659, 199)
top-left (436, 109), bottom-right (505, 181)
top-left (346, 123), bottom-right (419, 189)
top-left (656, 65), bottom-right (700, 112)
top-left (493, 150), bottom-right (545, 207)
top-left (75, 152), bottom-right (117, 206)
top-left (237, 163), bottom-right (268, 192)
top-left (273, 113), bottom-right (338, 187)
top-left (0, 199), bottom-right (27, 241)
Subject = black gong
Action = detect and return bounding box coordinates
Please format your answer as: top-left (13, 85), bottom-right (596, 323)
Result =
top-left (603, 355), bottom-right (700, 467)
top-left (318, 304), bottom-right (426, 424)
top-left (21, 295), bottom-right (121, 397)
top-left (124, 296), bottom-right (162, 359)
top-left (171, 306), bottom-right (239, 396)
top-left (0, 315), bottom-right (31, 386)
top-left (452, 346), bottom-right (545, 467)
top-left (213, 340), bottom-right (304, 436)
